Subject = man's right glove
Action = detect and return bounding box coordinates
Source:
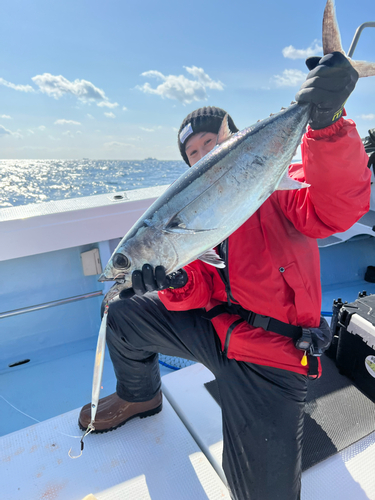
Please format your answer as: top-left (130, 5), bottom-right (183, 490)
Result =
top-left (119, 264), bottom-right (188, 299)
top-left (295, 51), bottom-right (359, 130)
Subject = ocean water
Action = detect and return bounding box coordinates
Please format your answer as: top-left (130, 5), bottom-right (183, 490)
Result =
top-left (0, 159), bottom-right (188, 208)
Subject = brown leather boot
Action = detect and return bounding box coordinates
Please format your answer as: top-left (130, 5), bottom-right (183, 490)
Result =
top-left (78, 391), bottom-right (163, 433)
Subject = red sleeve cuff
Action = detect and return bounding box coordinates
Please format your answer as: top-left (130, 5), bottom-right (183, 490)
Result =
top-left (306, 115), bottom-right (346, 140)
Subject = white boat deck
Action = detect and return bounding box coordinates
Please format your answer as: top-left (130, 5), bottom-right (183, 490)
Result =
top-left (1, 389), bottom-right (230, 500)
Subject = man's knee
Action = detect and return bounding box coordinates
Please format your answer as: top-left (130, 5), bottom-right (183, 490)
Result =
top-left (106, 297), bottom-right (138, 327)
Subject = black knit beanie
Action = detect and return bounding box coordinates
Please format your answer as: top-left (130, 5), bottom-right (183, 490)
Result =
top-left (178, 106), bottom-right (239, 165)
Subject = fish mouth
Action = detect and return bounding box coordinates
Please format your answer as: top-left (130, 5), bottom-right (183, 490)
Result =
top-left (98, 274), bottom-right (113, 282)
top-left (98, 272), bottom-right (126, 283)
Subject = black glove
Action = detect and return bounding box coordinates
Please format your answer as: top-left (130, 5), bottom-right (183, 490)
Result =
top-left (363, 128), bottom-right (375, 169)
top-left (309, 316), bottom-right (333, 356)
top-left (119, 264), bottom-right (188, 299)
top-left (295, 52), bottom-right (359, 130)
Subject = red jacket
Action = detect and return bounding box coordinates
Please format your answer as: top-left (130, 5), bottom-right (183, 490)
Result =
top-left (159, 118), bottom-right (371, 375)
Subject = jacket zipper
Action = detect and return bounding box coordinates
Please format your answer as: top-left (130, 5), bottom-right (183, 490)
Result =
top-left (218, 239), bottom-right (238, 305)
top-left (218, 239), bottom-right (241, 355)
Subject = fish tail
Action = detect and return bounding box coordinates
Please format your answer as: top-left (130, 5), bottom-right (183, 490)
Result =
top-left (322, 0), bottom-right (345, 57)
top-left (323, 0), bottom-right (375, 78)
top-left (350, 60), bottom-right (375, 78)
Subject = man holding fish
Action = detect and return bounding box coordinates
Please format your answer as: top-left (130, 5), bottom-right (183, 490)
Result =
top-left (79, 2), bottom-right (374, 497)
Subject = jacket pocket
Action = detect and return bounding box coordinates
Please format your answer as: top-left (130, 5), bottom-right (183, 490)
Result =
top-left (211, 313), bottom-right (244, 355)
top-left (279, 262), bottom-right (315, 323)
top-left (223, 318), bottom-right (245, 356)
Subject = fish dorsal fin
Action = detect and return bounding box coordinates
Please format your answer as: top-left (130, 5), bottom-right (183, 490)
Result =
top-left (277, 171), bottom-right (310, 191)
top-left (216, 114), bottom-right (232, 145)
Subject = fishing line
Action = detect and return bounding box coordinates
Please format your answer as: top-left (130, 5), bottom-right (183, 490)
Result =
top-left (0, 394), bottom-right (82, 440)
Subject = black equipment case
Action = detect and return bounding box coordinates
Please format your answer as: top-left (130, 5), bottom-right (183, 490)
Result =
top-left (335, 292), bottom-right (375, 402)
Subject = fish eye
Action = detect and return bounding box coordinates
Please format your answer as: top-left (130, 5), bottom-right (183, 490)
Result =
top-left (113, 253), bottom-right (130, 269)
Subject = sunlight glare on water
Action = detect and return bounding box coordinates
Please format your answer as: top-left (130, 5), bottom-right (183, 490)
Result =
top-left (0, 159), bottom-right (187, 208)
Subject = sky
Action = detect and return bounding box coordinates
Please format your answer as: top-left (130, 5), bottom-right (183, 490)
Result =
top-left (0, 0), bottom-right (374, 160)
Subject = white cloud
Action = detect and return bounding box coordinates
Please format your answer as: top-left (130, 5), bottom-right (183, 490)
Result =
top-left (142, 70), bottom-right (164, 80)
top-left (359, 114), bottom-right (375, 121)
top-left (272, 69), bottom-right (307, 87)
top-left (104, 112), bottom-right (116, 118)
top-left (138, 66), bottom-right (224, 104)
top-left (184, 66), bottom-right (224, 90)
top-left (54, 119), bottom-right (81, 126)
top-left (1, 114), bottom-right (11, 119)
top-left (32, 73), bottom-right (105, 100)
top-left (104, 141), bottom-right (134, 149)
top-left (62, 130), bottom-right (75, 138)
top-left (18, 145), bottom-right (50, 151)
top-left (87, 114), bottom-right (94, 119)
top-left (122, 106), bottom-right (128, 111)
top-left (0, 124), bottom-right (12, 136)
top-left (38, 125), bottom-right (46, 131)
top-left (61, 129), bottom-right (82, 137)
top-left (0, 77), bottom-right (34, 93)
top-left (282, 40), bottom-right (322, 60)
top-left (140, 127), bottom-right (156, 132)
top-left (31, 73), bottom-right (116, 108)
top-left (0, 124), bottom-right (22, 138)
top-left (140, 126), bottom-right (161, 132)
top-left (97, 101), bottom-right (119, 108)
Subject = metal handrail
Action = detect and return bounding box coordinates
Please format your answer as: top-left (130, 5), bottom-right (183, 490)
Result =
top-left (348, 22), bottom-right (375, 58)
top-left (0, 291), bottom-right (103, 319)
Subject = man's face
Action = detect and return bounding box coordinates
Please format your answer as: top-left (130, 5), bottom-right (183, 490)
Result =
top-left (185, 131), bottom-right (218, 167)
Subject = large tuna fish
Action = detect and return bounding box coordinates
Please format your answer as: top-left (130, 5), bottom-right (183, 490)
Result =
top-left (99, 0), bottom-right (375, 302)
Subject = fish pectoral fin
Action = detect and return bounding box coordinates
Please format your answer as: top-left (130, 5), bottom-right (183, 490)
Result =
top-left (277, 171), bottom-right (310, 191)
top-left (163, 225), bottom-right (216, 234)
top-left (216, 114), bottom-right (232, 145)
top-left (198, 249), bottom-right (226, 268)
top-left (164, 216), bottom-right (217, 234)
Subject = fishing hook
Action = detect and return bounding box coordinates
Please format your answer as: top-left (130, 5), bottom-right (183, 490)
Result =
top-left (68, 423), bottom-right (95, 459)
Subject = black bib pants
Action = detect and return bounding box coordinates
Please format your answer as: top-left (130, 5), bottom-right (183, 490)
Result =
top-left (106, 292), bottom-right (307, 500)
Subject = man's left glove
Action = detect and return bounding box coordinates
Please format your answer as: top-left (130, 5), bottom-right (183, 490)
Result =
top-left (295, 51), bottom-right (359, 130)
top-left (363, 128), bottom-right (375, 169)
top-left (119, 264), bottom-right (188, 299)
